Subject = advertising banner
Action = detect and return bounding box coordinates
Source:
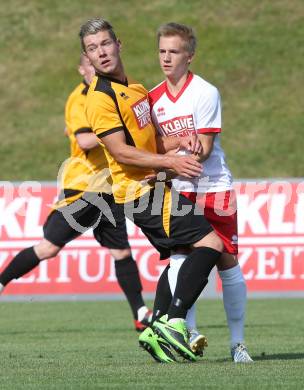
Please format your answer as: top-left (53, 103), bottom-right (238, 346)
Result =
top-left (0, 180), bottom-right (303, 298)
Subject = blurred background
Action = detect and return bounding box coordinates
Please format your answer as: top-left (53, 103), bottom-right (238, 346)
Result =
top-left (1, 0), bottom-right (303, 181)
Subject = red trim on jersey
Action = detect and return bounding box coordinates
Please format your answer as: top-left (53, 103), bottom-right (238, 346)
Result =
top-left (165, 72), bottom-right (194, 103)
top-left (148, 81), bottom-right (167, 108)
top-left (197, 127), bottom-right (221, 134)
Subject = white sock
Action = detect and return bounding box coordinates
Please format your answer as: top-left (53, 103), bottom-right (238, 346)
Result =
top-left (218, 264), bottom-right (247, 347)
top-left (186, 305), bottom-right (197, 331)
top-left (167, 254), bottom-right (186, 293)
top-left (137, 306), bottom-right (149, 322)
top-left (168, 254), bottom-right (198, 331)
top-left (0, 283), bottom-right (4, 294)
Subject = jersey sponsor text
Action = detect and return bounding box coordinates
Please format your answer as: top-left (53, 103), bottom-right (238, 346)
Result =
top-left (131, 97), bottom-right (151, 129)
top-left (159, 115), bottom-right (195, 136)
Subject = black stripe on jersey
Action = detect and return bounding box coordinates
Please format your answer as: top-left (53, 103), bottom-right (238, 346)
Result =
top-left (94, 76), bottom-right (135, 146)
top-left (75, 127), bottom-right (92, 135)
top-left (81, 81), bottom-right (90, 95)
top-left (95, 74), bottom-right (128, 86)
top-left (58, 189), bottom-right (82, 201)
top-left (97, 127), bottom-right (124, 138)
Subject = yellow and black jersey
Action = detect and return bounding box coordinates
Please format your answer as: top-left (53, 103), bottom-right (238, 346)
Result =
top-left (85, 75), bottom-right (156, 204)
top-left (57, 81), bottom-right (112, 208)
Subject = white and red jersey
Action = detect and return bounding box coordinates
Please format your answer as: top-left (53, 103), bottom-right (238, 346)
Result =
top-left (149, 72), bottom-right (233, 193)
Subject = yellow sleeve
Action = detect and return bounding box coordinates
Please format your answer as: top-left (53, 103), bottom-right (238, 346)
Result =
top-left (65, 93), bottom-right (91, 136)
top-left (85, 91), bottom-right (123, 138)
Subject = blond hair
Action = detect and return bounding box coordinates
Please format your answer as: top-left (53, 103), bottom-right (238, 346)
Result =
top-left (157, 22), bottom-right (197, 54)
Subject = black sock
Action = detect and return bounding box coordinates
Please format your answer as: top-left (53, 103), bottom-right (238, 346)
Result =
top-left (0, 247), bottom-right (41, 286)
top-left (167, 247), bottom-right (221, 320)
top-left (152, 264), bottom-right (172, 322)
top-left (115, 256), bottom-right (145, 319)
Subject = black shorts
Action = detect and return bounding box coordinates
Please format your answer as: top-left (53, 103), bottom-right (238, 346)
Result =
top-left (43, 192), bottom-right (130, 249)
top-left (122, 185), bottom-right (213, 259)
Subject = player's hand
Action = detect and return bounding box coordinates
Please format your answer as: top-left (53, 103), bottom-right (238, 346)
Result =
top-left (144, 169), bottom-right (177, 185)
top-left (169, 155), bottom-right (202, 178)
top-left (165, 147), bottom-right (181, 156)
top-left (144, 173), bottom-right (158, 185)
top-left (179, 135), bottom-right (203, 155)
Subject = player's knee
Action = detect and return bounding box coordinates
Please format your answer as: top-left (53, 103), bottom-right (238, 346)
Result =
top-left (110, 248), bottom-right (132, 261)
top-left (34, 240), bottom-right (61, 260)
top-left (217, 253), bottom-right (238, 270)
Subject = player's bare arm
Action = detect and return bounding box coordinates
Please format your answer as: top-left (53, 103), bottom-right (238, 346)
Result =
top-left (155, 135), bottom-right (180, 154)
top-left (100, 130), bottom-right (202, 178)
top-left (156, 134), bottom-right (202, 155)
top-left (195, 133), bottom-right (216, 162)
top-left (75, 132), bottom-right (100, 151)
top-left (145, 135), bottom-right (203, 184)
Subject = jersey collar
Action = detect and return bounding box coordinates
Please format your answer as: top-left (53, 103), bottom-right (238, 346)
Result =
top-left (81, 80), bottom-right (90, 95)
top-left (165, 71), bottom-right (193, 103)
top-left (96, 73), bottom-right (128, 86)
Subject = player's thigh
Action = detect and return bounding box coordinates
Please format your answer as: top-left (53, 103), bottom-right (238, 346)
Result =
top-left (43, 199), bottom-right (100, 247)
top-left (192, 230), bottom-right (224, 252)
top-left (197, 191), bottom-right (238, 255)
top-left (93, 196), bottom-right (130, 250)
top-left (126, 186), bottom-right (214, 259)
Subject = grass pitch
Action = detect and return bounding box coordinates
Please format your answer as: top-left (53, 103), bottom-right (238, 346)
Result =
top-left (0, 299), bottom-right (303, 389)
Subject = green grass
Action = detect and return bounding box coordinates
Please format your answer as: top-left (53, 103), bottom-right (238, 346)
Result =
top-left (0, 299), bottom-right (303, 389)
top-left (0, 0), bottom-right (303, 180)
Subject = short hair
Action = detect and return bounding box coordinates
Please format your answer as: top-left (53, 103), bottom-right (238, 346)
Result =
top-left (79, 18), bottom-right (117, 51)
top-left (157, 22), bottom-right (197, 54)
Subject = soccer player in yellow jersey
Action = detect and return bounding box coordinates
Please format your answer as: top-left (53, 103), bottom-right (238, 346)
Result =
top-left (80, 18), bottom-right (224, 363)
top-left (0, 54), bottom-right (152, 332)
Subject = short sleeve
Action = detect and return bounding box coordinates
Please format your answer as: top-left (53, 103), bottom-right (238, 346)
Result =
top-left (68, 98), bottom-right (92, 135)
top-left (85, 91), bottom-right (124, 138)
top-left (195, 86), bottom-right (222, 134)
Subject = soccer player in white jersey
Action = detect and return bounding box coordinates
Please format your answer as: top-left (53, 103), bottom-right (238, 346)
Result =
top-left (149, 22), bottom-right (253, 363)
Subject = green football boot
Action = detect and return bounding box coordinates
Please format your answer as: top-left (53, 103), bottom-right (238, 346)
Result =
top-left (153, 315), bottom-right (197, 362)
top-left (139, 327), bottom-right (176, 363)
